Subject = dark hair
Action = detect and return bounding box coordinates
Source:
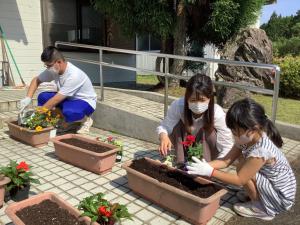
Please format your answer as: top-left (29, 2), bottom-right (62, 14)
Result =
top-left (184, 74), bottom-right (214, 134)
top-left (226, 98), bottom-right (283, 148)
top-left (41, 46), bottom-right (65, 62)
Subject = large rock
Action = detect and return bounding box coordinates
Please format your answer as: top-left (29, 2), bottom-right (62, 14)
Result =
top-left (215, 28), bottom-right (273, 107)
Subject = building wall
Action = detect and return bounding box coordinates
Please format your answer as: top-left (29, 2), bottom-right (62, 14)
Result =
top-left (0, 0), bottom-right (44, 85)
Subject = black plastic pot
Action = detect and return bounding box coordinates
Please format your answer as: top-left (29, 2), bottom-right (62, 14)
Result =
top-left (9, 184), bottom-right (30, 202)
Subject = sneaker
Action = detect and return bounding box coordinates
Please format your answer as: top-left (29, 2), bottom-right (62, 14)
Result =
top-left (236, 190), bottom-right (251, 202)
top-left (77, 117), bottom-right (93, 134)
top-left (233, 201), bottom-right (275, 221)
top-left (56, 121), bottom-right (81, 135)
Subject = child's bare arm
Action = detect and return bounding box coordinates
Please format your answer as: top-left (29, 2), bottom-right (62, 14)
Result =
top-left (212, 157), bottom-right (265, 186)
top-left (209, 145), bottom-right (241, 169)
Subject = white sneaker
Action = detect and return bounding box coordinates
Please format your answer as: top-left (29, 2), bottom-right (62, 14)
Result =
top-left (77, 117), bottom-right (93, 134)
top-left (233, 201), bottom-right (275, 221)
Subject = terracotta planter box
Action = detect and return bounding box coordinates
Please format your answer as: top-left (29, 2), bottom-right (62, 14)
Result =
top-left (7, 120), bottom-right (55, 147)
top-left (5, 192), bottom-right (99, 225)
top-left (0, 175), bottom-right (11, 208)
top-left (52, 134), bottom-right (119, 174)
top-left (122, 158), bottom-right (228, 225)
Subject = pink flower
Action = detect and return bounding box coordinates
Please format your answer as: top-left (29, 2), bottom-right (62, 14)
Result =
top-left (107, 136), bottom-right (114, 142)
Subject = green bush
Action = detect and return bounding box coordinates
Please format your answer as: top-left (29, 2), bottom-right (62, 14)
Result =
top-left (274, 56), bottom-right (300, 98)
top-left (273, 37), bottom-right (300, 57)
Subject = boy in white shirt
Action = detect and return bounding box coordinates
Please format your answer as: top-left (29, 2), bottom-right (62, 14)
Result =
top-left (19, 46), bottom-right (97, 134)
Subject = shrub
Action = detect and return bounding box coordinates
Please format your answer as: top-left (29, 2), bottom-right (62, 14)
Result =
top-left (273, 56), bottom-right (300, 98)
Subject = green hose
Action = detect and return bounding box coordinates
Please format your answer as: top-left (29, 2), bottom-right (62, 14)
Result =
top-left (0, 25), bottom-right (26, 85)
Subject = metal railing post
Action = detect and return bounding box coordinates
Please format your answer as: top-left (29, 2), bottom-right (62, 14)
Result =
top-left (99, 49), bottom-right (104, 101)
top-left (271, 66), bottom-right (280, 122)
top-left (164, 57), bottom-right (169, 117)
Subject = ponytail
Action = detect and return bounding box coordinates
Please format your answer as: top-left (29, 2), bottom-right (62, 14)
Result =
top-left (264, 118), bottom-right (283, 148)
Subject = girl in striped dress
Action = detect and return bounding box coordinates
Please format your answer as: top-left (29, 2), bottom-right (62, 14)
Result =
top-left (186, 98), bottom-right (296, 221)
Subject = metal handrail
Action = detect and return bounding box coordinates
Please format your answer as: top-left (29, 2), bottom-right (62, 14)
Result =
top-left (55, 41), bottom-right (280, 122)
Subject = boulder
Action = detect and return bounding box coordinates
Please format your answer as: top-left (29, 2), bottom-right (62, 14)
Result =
top-left (215, 28), bottom-right (273, 108)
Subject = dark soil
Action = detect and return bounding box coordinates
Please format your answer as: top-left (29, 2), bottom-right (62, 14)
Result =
top-left (225, 156), bottom-right (300, 225)
top-left (61, 138), bottom-right (112, 153)
top-left (130, 158), bottom-right (221, 198)
top-left (16, 199), bottom-right (87, 225)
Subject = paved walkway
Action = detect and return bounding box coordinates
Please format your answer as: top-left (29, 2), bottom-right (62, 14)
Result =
top-left (0, 88), bottom-right (299, 225)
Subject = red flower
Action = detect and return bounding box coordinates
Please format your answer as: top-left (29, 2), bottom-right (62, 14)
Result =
top-left (16, 161), bottom-right (29, 171)
top-left (98, 206), bottom-right (112, 218)
top-left (105, 210), bottom-right (112, 217)
top-left (107, 136), bottom-right (114, 142)
top-left (181, 141), bottom-right (193, 147)
top-left (186, 135), bottom-right (196, 143)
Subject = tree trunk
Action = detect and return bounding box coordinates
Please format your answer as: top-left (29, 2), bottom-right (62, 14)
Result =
top-left (170, 0), bottom-right (187, 87)
top-left (155, 1), bottom-right (187, 87)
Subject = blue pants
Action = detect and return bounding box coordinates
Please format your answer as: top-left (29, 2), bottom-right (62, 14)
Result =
top-left (37, 92), bottom-right (94, 123)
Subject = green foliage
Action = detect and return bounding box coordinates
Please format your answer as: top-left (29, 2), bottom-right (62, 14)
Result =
top-left (0, 161), bottom-right (40, 191)
top-left (187, 144), bottom-right (203, 161)
top-left (273, 37), bottom-right (300, 57)
top-left (273, 56), bottom-right (300, 98)
top-left (91, 0), bottom-right (174, 38)
top-left (92, 0), bottom-right (265, 46)
top-left (261, 10), bottom-right (300, 56)
top-left (78, 193), bottom-right (132, 223)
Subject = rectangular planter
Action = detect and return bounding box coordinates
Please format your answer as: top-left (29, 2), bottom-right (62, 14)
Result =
top-left (52, 134), bottom-right (119, 174)
top-left (7, 120), bottom-right (54, 147)
top-left (122, 158), bottom-right (228, 225)
top-left (5, 192), bottom-right (99, 225)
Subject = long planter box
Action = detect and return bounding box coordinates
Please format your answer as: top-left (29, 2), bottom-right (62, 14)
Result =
top-left (5, 192), bottom-right (98, 225)
top-left (122, 158), bottom-right (228, 225)
top-left (7, 120), bottom-right (54, 147)
top-left (52, 134), bottom-right (119, 174)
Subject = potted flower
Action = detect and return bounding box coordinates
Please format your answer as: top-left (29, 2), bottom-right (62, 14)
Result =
top-left (182, 135), bottom-right (203, 162)
top-left (163, 135), bottom-right (203, 168)
top-left (0, 161), bottom-right (40, 202)
top-left (0, 174), bottom-right (11, 208)
top-left (78, 193), bottom-right (132, 225)
top-left (96, 136), bottom-right (124, 162)
top-left (7, 107), bottom-right (61, 147)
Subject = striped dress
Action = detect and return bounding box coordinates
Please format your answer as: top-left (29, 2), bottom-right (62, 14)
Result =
top-left (240, 132), bottom-right (296, 216)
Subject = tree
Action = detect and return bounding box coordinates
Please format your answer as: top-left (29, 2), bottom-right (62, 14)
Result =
top-left (92, 0), bottom-right (265, 86)
top-left (261, 10), bottom-right (300, 56)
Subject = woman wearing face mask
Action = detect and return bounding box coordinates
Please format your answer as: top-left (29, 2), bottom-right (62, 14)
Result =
top-left (186, 98), bottom-right (296, 221)
top-left (157, 74), bottom-right (233, 165)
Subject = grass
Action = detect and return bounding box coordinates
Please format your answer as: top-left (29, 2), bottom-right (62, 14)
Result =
top-left (137, 75), bottom-right (300, 125)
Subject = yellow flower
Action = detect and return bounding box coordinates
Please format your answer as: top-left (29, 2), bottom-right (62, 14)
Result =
top-left (35, 126), bottom-right (43, 132)
top-left (47, 111), bottom-right (51, 116)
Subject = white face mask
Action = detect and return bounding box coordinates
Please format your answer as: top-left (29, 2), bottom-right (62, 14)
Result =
top-left (188, 102), bottom-right (209, 114)
top-left (48, 66), bottom-right (59, 75)
top-left (233, 131), bottom-right (254, 145)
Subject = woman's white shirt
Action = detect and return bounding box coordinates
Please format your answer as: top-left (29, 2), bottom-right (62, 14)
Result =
top-left (156, 97), bottom-right (233, 158)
